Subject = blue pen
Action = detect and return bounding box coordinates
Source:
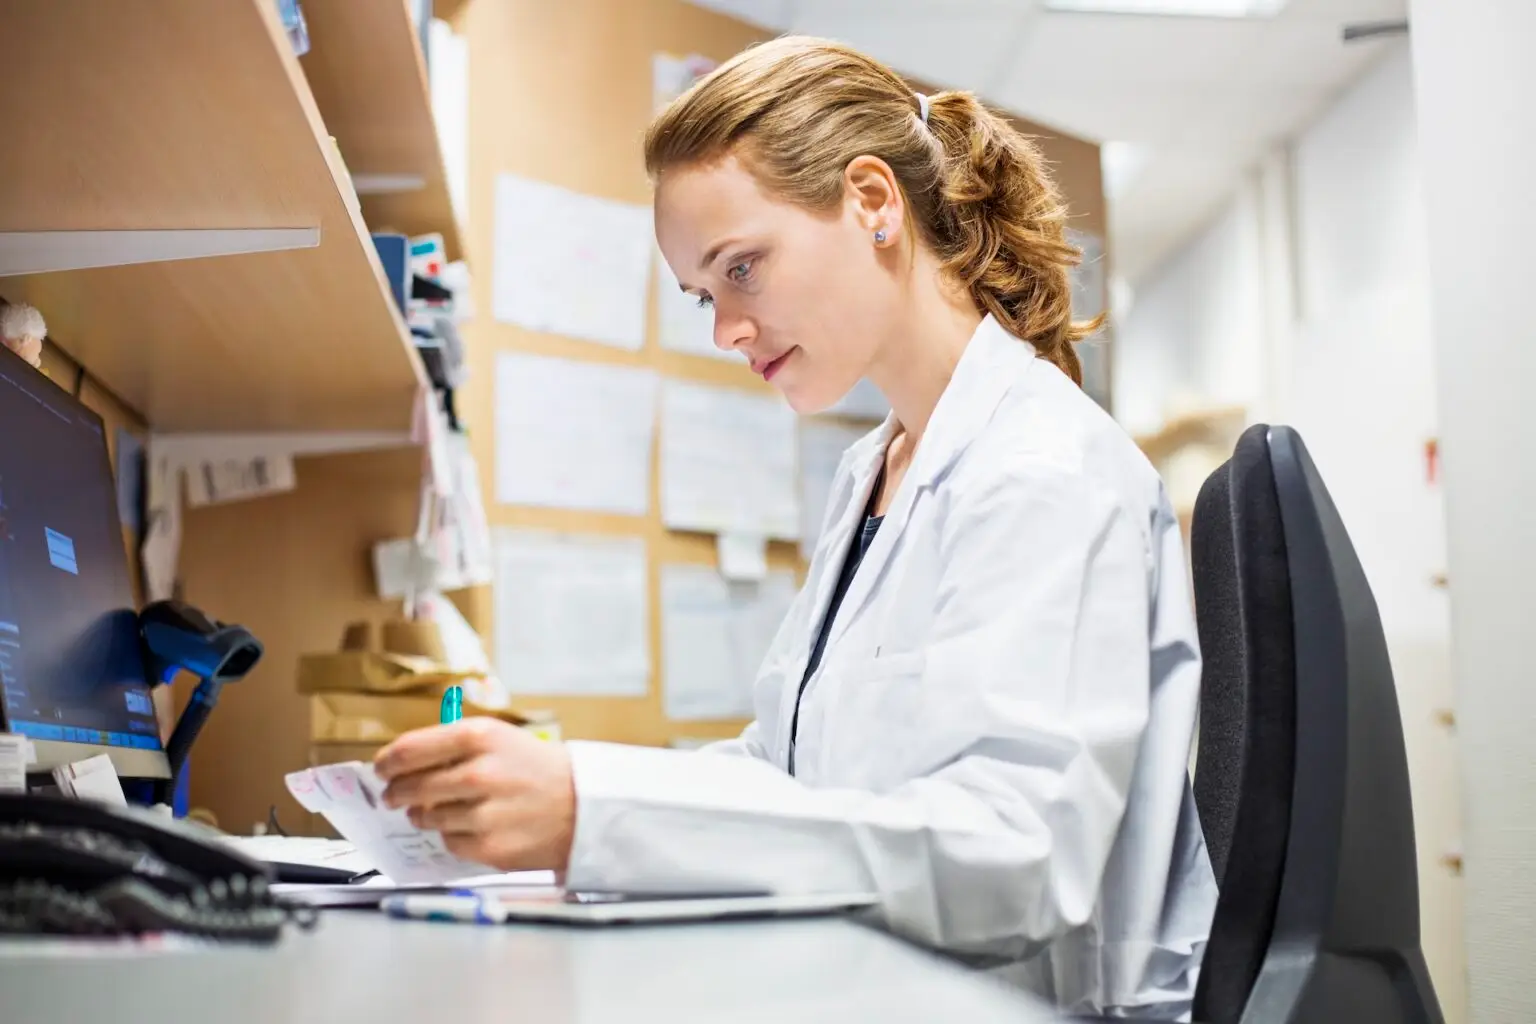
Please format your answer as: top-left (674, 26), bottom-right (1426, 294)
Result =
top-left (382, 891), bottom-right (508, 925)
top-left (440, 684), bottom-right (463, 725)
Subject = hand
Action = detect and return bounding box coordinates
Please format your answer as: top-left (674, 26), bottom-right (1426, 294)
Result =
top-left (374, 717), bottom-right (576, 872)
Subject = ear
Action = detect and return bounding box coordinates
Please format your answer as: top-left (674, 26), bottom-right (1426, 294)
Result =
top-left (843, 156), bottom-right (904, 245)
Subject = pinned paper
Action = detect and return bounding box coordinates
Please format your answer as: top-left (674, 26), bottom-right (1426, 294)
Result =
top-left (660, 381), bottom-right (799, 538)
top-left (184, 452), bottom-right (297, 507)
top-left (495, 353), bottom-right (658, 516)
top-left (493, 175), bottom-right (652, 350)
top-left (661, 567), bottom-right (796, 720)
top-left (716, 532), bottom-right (768, 582)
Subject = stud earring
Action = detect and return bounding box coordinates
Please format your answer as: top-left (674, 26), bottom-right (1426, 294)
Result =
top-left (874, 229), bottom-right (888, 244)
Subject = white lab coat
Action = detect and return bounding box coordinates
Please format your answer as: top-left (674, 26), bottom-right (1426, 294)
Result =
top-left (565, 315), bottom-right (1216, 1018)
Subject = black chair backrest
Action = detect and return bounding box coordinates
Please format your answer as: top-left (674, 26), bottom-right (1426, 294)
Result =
top-left (1191, 425), bottom-right (1299, 1022)
top-left (1191, 425), bottom-right (1443, 1024)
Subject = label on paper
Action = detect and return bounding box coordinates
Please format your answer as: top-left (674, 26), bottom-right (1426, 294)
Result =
top-left (716, 532), bottom-right (768, 583)
top-left (0, 733), bottom-right (32, 793)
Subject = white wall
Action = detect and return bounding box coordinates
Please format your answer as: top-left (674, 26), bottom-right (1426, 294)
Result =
top-left (1409, 2), bottom-right (1536, 1019)
top-left (1113, 183), bottom-right (1266, 438)
top-left (1115, 43), bottom-right (1466, 1019)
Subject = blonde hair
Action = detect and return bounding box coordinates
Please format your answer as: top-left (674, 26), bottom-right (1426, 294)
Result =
top-left (644, 36), bottom-right (1104, 384)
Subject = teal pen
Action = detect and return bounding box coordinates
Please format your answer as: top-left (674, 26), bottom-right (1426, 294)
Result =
top-left (440, 684), bottom-right (463, 724)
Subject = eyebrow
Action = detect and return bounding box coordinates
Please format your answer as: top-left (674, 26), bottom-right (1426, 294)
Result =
top-left (699, 238), bottom-right (741, 272)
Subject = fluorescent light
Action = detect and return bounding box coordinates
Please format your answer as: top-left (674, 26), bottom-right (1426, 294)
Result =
top-left (1043, 0), bottom-right (1288, 17)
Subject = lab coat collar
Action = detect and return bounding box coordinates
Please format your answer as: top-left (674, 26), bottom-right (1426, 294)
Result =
top-left (820, 314), bottom-right (1032, 655)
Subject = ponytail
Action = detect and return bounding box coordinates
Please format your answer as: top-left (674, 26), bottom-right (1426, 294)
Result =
top-left (921, 92), bottom-right (1103, 384)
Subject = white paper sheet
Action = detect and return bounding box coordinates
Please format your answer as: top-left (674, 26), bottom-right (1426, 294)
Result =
top-left (494, 353), bottom-right (658, 515)
top-left (493, 529), bottom-right (650, 697)
top-left (660, 381), bottom-right (799, 538)
top-left (797, 419), bottom-right (870, 559)
top-left (52, 753), bottom-right (127, 807)
top-left (286, 762), bottom-right (495, 886)
top-left (661, 566), bottom-right (796, 720)
top-left (716, 532), bottom-right (767, 582)
top-left (183, 451), bottom-right (297, 507)
top-left (0, 733), bottom-right (32, 794)
top-left (828, 379), bottom-right (888, 421)
top-left (429, 19), bottom-right (470, 222)
top-left (493, 175), bottom-right (652, 350)
top-left (655, 248), bottom-right (739, 363)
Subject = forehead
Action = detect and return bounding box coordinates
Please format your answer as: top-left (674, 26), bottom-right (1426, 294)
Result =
top-left (654, 154), bottom-right (787, 254)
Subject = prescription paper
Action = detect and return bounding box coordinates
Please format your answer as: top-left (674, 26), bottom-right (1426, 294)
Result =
top-left (285, 761), bottom-right (494, 886)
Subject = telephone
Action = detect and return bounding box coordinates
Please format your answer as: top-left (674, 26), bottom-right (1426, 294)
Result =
top-left (0, 793), bottom-right (315, 943)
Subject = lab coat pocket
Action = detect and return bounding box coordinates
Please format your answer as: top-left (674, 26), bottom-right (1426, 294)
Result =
top-left (822, 652), bottom-right (929, 791)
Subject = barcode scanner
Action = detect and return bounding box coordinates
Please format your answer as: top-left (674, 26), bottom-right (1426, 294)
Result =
top-left (140, 600), bottom-right (264, 806)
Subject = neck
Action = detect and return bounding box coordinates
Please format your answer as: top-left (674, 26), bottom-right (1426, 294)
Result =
top-left (865, 253), bottom-right (982, 445)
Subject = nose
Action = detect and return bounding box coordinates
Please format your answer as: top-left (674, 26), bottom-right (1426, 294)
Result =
top-left (712, 304), bottom-right (755, 354)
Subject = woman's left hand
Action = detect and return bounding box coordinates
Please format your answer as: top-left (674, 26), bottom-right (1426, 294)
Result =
top-left (375, 717), bottom-right (576, 872)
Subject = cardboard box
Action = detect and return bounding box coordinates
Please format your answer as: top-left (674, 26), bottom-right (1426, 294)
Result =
top-left (296, 650), bottom-right (474, 696)
top-left (308, 692), bottom-right (561, 744)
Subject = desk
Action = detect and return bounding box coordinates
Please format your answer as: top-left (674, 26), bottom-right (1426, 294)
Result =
top-left (0, 912), bottom-right (1061, 1023)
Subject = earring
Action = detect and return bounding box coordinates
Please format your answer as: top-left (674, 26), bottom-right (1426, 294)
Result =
top-left (874, 229), bottom-right (888, 244)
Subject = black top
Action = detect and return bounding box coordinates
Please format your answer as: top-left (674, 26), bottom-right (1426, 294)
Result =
top-left (787, 472), bottom-right (885, 776)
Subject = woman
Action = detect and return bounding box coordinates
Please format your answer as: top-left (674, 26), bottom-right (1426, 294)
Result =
top-left (376, 36), bottom-right (1215, 1018)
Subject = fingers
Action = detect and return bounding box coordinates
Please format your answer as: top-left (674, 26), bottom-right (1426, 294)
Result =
top-left (375, 717), bottom-right (498, 781)
top-left (382, 756), bottom-right (493, 810)
top-left (409, 799), bottom-right (486, 836)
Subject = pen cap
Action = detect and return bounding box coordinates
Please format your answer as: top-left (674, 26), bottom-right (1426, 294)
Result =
top-left (439, 685), bottom-right (464, 724)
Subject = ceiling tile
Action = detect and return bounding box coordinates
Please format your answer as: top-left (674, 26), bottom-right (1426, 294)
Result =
top-left (1282, 0), bottom-right (1407, 21)
top-left (787, 3), bottom-right (1034, 91)
top-left (1231, 17), bottom-right (1391, 88)
top-left (1002, 13), bottom-right (1268, 92)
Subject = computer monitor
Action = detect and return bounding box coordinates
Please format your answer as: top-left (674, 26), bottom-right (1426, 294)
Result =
top-left (0, 342), bottom-right (170, 780)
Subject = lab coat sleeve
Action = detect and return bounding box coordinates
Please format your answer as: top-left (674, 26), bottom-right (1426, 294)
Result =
top-left (697, 720), bottom-right (770, 760)
top-left (564, 461), bottom-right (1150, 961)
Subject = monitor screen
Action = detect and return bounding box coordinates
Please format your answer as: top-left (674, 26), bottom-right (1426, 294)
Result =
top-left (0, 344), bottom-right (169, 779)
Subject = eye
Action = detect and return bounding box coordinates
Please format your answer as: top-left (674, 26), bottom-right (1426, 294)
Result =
top-left (694, 293), bottom-right (715, 310)
top-left (727, 259), bottom-right (755, 284)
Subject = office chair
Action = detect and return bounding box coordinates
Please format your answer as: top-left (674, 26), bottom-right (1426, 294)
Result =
top-left (1189, 424), bottom-right (1443, 1024)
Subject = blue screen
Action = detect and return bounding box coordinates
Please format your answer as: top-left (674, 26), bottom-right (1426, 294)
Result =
top-left (0, 350), bottom-right (162, 754)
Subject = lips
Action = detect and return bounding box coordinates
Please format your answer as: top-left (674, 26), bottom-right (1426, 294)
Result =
top-left (752, 349), bottom-right (792, 380)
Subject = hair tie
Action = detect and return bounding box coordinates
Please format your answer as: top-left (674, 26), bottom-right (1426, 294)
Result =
top-left (915, 92), bottom-right (931, 125)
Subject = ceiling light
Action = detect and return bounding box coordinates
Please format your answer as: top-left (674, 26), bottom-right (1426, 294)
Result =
top-left (1043, 0), bottom-right (1289, 18)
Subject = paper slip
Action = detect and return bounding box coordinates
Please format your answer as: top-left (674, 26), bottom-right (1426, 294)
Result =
top-left (53, 753), bottom-right (128, 807)
top-left (285, 761), bottom-right (495, 885)
top-left (0, 733), bottom-right (33, 793)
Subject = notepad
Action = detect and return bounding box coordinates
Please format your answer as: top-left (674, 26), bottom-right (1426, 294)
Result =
top-left (284, 761), bottom-right (495, 885)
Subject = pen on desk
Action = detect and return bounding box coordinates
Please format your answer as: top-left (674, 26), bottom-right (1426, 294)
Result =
top-left (382, 892), bottom-right (508, 925)
top-left (440, 684), bottom-right (463, 725)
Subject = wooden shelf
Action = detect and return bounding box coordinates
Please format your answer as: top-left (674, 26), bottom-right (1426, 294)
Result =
top-left (0, 0), bottom-right (423, 433)
top-left (299, 0), bottom-right (465, 262)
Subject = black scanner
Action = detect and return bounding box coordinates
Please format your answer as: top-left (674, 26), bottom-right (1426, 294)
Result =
top-left (139, 600), bottom-right (264, 806)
